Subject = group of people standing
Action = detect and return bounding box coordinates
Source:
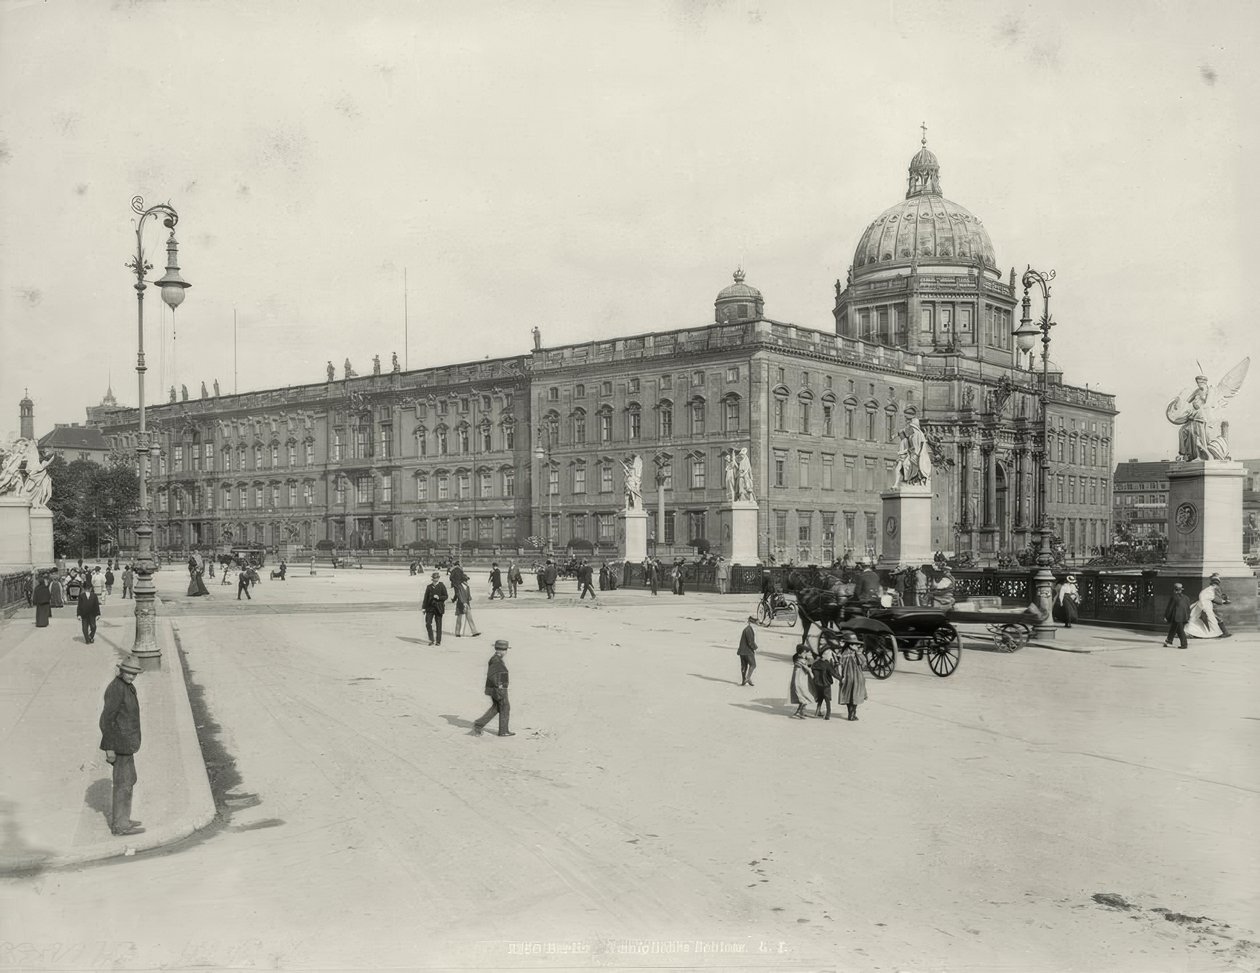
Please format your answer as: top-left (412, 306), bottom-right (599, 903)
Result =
top-left (1163, 574), bottom-right (1232, 647)
top-left (421, 561), bottom-right (483, 644)
top-left (736, 617), bottom-right (867, 721)
top-left (28, 562), bottom-right (128, 642)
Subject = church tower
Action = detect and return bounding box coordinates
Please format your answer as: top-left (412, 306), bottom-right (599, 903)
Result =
top-left (19, 390), bottom-right (34, 440)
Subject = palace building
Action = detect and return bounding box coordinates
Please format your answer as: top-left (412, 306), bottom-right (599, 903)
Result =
top-left (89, 139), bottom-right (1117, 563)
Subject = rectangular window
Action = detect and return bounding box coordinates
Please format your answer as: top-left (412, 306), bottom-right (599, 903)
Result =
top-left (690, 403), bottom-right (704, 435)
top-left (864, 458), bottom-right (877, 492)
top-left (823, 404), bottom-right (833, 436)
top-left (478, 517), bottom-right (493, 543)
top-left (597, 513), bottom-right (614, 541)
top-left (174, 445), bottom-right (183, 471)
top-left (798, 452), bottom-right (811, 488)
top-left (798, 520), bottom-right (811, 549)
top-left (601, 381), bottom-right (612, 396)
top-left (628, 411), bottom-right (641, 440)
top-left (503, 469), bottom-right (515, 497)
top-left (726, 367), bottom-right (739, 382)
top-left (601, 464), bottom-right (613, 493)
top-left (724, 399), bottom-right (738, 433)
top-left (204, 443), bottom-right (214, 468)
top-left (822, 454), bottom-right (834, 490)
top-left (844, 456), bottom-right (856, 491)
top-left (690, 455), bottom-right (705, 489)
top-left (305, 442), bottom-right (314, 465)
top-left (691, 370), bottom-right (704, 386)
top-left (599, 414), bottom-right (612, 443)
top-left (382, 477), bottom-right (392, 502)
top-left (774, 510), bottom-right (788, 548)
top-left (659, 407), bottom-right (672, 438)
top-left (799, 401), bottom-right (810, 434)
top-left (356, 476), bottom-right (371, 504)
top-left (866, 411), bottom-right (876, 441)
top-left (775, 398), bottom-right (786, 432)
top-left (628, 378), bottom-right (640, 393)
top-left (437, 476), bottom-right (449, 501)
top-left (288, 483), bottom-right (297, 506)
top-left (548, 467), bottom-right (559, 497)
top-left (774, 452), bottom-right (786, 488)
top-left (417, 477), bottom-right (429, 501)
top-left (664, 510), bottom-right (676, 545)
top-left (333, 432), bottom-right (343, 461)
top-left (222, 486), bottom-right (231, 510)
top-left (240, 486), bottom-right (248, 507)
top-left (380, 428), bottom-right (392, 459)
top-left (304, 483), bottom-right (313, 506)
top-left (457, 472), bottom-right (471, 500)
top-left (479, 471), bottom-right (492, 498)
top-left (574, 466), bottom-right (587, 494)
top-left (255, 487), bottom-right (264, 509)
top-left (844, 407), bottom-right (854, 438)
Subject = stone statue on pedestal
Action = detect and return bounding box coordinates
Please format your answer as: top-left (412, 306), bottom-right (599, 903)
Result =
top-left (622, 453), bottom-right (643, 509)
top-left (734, 448), bottom-right (755, 502)
top-left (1166, 358), bottom-right (1249, 461)
top-left (893, 417), bottom-right (931, 487)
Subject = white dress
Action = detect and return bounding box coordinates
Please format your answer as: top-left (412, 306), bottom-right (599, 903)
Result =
top-left (1185, 586), bottom-right (1221, 639)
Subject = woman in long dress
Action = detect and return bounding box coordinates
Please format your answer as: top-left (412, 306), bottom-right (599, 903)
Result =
top-left (1057, 575), bottom-right (1080, 628)
top-left (835, 634), bottom-right (868, 721)
top-left (32, 575), bottom-right (52, 627)
top-left (789, 644), bottom-right (815, 719)
top-left (1185, 584), bottom-right (1222, 639)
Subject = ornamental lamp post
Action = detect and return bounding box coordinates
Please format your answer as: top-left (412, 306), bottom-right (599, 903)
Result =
top-left (533, 429), bottom-right (554, 556)
top-left (1014, 265), bottom-right (1056, 635)
top-left (127, 196), bottom-right (190, 667)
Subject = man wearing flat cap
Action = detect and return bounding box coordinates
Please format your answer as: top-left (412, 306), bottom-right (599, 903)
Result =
top-left (472, 639), bottom-right (513, 737)
top-left (421, 571), bottom-right (448, 646)
top-left (99, 656), bottom-right (144, 836)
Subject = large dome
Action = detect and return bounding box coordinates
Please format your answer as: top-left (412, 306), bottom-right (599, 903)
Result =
top-left (850, 140), bottom-right (997, 280)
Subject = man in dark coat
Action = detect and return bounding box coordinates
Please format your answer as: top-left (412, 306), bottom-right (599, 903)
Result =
top-left (578, 560), bottom-right (596, 600)
top-left (99, 656), bottom-right (144, 836)
top-left (855, 559), bottom-right (882, 604)
top-left (489, 563), bottom-right (504, 599)
top-left (77, 584), bottom-right (102, 643)
top-left (448, 561), bottom-right (469, 591)
top-left (472, 639), bottom-right (513, 737)
top-left (737, 615), bottom-right (758, 686)
top-left (237, 565), bottom-right (253, 600)
top-left (1163, 583), bottom-right (1192, 649)
top-left (648, 559), bottom-right (659, 596)
top-left (421, 571), bottom-right (448, 645)
top-left (33, 575), bottom-right (52, 627)
top-left (542, 559), bottom-right (557, 600)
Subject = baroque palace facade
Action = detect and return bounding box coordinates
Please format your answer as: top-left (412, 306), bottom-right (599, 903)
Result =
top-left (92, 140), bottom-right (1116, 563)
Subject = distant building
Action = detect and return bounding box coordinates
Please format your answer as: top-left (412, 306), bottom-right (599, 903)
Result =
top-left (38, 423), bottom-right (112, 465)
top-left (88, 137), bottom-right (1117, 560)
top-left (1112, 459), bottom-right (1173, 543)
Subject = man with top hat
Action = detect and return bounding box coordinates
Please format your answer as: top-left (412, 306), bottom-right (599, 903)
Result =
top-left (422, 571), bottom-right (448, 645)
top-left (99, 656), bottom-right (144, 836)
top-left (472, 639), bottom-right (514, 736)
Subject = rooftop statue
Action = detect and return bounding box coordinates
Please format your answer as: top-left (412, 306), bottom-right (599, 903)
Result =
top-left (1166, 358), bottom-right (1249, 461)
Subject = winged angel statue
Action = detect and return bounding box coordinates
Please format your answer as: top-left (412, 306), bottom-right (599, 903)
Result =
top-left (1166, 358), bottom-right (1250, 461)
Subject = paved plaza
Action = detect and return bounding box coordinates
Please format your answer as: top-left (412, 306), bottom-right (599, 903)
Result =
top-left (2, 568), bottom-right (1258, 972)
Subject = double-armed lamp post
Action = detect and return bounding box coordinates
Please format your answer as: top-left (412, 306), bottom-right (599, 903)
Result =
top-left (533, 427), bottom-right (555, 555)
top-left (1013, 265), bottom-right (1056, 631)
top-left (127, 196), bottom-right (190, 665)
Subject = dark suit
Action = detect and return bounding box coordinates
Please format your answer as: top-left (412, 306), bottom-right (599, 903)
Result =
top-left (578, 564), bottom-right (596, 599)
top-left (77, 589), bottom-right (101, 642)
top-left (99, 676), bottom-right (141, 833)
top-left (737, 623), bottom-right (758, 684)
top-left (474, 653), bottom-right (511, 734)
top-left (489, 567), bottom-right (504, 599)
top-left (855, 569), bottom-right (882, 604)
top-left (422, 581), bottom-right (448, 644)
top-left (1163, 591), bottom-right (1192, 648)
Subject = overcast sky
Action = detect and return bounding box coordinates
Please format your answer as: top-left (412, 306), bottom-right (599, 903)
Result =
top-left (2, 0), bottom-right (1257, 463)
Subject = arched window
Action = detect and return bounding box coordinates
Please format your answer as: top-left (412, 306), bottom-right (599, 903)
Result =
top-left (545, 411), bottom-right (560, 445)
top-left (572, 408), bottom-right (587, 445)
top-left (798, 391), bottom-right (813, 434)
top-left (626, 403), bottom-right (642, 441)
top-left (502, 418), bottom-right (515, 451)
top-left (722, 394), bottom-right (741, 434)
top-left (689, 397), bottom-right (705, 436)
top-left (436, 425), bottom-right (448, 456)
top-left (480, 419), bottom-right (492, 453)
top-left (658, 399), bottom-right (673, 438)
top-left (597, 406), bottom-right (613, 444)
top-left (415, 425), bottom-right (428, 457)
top-left (457, 424), bottom-right (470, 454)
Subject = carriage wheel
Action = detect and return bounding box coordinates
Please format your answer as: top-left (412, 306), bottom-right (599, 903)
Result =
top-left (864, 634), bottom-right (897, 679)
top-left (997, 623), bottom-right (1028, 653)
top-left (927, 625), bottom-right (961, 677)
top-left (783, 605), bottom-right (798, 628)
top-left (755, 602), bottom-right (771, 627)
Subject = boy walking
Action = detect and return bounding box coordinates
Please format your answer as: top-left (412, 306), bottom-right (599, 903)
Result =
top-left (472, 639), bottom-right (513, 737)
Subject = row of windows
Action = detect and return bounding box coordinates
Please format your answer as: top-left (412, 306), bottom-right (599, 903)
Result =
top-left (1051, 475), bottom-right (1111, 506)
top-left (163, 441), bottom-right (317, 474)
top-left (545, 370), bottom-right (741, 403)
top-left (415, 392), bottom-right (513, 419)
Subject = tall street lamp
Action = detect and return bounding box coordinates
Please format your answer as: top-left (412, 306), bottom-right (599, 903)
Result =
top-left (532, 426), bottom-right (555, 556)
top-left (1013, 265), bottom-right (1055, 633)
top-left (127, 196), bottom-right (190, 665)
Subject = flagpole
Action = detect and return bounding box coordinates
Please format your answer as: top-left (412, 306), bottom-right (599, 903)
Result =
top-left (404, 267), bottom-right (409, 371)
top-left (233, 308), bottom-right (238, 394)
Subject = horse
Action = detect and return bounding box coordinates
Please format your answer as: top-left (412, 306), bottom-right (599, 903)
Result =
top-left (786, 571), bottom-right (854, 642)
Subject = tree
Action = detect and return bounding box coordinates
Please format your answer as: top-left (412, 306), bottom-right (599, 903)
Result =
top-left (46, 457), bottom-right (139, 558)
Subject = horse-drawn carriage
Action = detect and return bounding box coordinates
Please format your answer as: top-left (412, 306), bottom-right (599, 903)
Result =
top-left (755, 592), bottom-right (799, 628)
top-left (793, 575), bottom-right (1042, 680)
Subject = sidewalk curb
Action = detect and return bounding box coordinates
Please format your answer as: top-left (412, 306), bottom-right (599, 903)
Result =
top-left (0, 609), bottom-right (216, 874)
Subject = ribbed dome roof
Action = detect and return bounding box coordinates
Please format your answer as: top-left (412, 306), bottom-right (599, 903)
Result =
top-left (716, 268), bottom-right (762, 302)
top-left (850, 139), bottom-right (997, 280)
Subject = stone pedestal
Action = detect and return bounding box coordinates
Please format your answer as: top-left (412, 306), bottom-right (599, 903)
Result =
top-left (727, 500), bottom-right (760, 565)
top-left (0, 495), bottom-right (53, 573)
top-left (877, 485), bottom-right (934, 570)
top-left (621, 508), bottom-right (648, 563)
top-left (1165, 461), bottom-right (1248, 575)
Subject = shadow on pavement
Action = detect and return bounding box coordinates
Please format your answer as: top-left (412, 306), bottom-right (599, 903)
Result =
top-left (437, 713), bottom-right (476, 729)
top-left (728, 699), bottom-right (787, 718)
top-left (395, 636), bottom-right (429, 645)
top-left (84, 777), bottom-right (112, 828)
top-left (687, 672), bottom-right (741, 685)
